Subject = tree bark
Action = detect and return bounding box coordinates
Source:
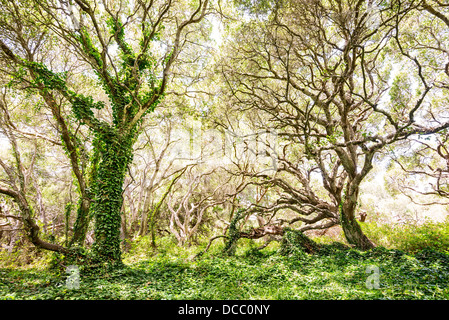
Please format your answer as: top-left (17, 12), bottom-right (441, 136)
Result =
top-left (69, 199), bottom-right (91, 246)
top-left (339, 184), bottom-right (375, 250)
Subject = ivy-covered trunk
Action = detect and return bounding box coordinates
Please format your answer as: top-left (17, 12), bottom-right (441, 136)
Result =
top-left (69, 142), bottom-right (100, 247)
top-left (223, 209), bottom-right (246, 256)
top-left (90, 132), bottom-right (134, 263)
top-left (69, 199), bottom-right (91, 246)
top-left (340, 184), bottom-right (374, 250)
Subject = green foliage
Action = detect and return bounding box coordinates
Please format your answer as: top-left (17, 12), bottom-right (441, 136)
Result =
top-left (74, 28), bottom-right (103, 68)
top-left (361, 218), bottom-right (449, 254)
top-left (234, 0), bottom-right (276, 15)
top-left (279, 228), bottom-right (322, 255)
top-left (1, 239), bottom-right (449, 300)
top-left (71, 94), bottom-right (105, 125)
top-left (22, 60), bottom-right (69, 92)
top-left (88, 131), bottom-right (136, 263)
top-left (0, 245), bottom-right (54, 270)
top-left (389, 72), bottom-right (413, 115)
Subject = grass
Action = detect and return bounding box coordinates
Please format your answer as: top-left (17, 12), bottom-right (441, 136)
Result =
top-left (1, 236), bottom-right (449, 300)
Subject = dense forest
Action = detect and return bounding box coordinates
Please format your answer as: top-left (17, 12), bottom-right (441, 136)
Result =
top-left (1, 0), bottom-right (449, 301)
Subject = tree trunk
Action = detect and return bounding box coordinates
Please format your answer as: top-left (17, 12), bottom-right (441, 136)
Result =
top-left (223, 209), bottom-right (246, 256)
top-left (90, 134), bottom-right (133, 263)
top-left (138, 194), bottom-right (151, 237)
top-left (70, 139), bottom-right (100, 247)
top-left (340, 212), bottom-right (374, 250)
top-left (69, 199), bottom-right (91, 246)
top-left (340, 185), bottom-right (375, 250)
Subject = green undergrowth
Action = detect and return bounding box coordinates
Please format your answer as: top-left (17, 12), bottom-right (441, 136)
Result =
top-left (1, 235), bottom-right (449, 300)
top-left (361, 218), bottom-right (449, 254)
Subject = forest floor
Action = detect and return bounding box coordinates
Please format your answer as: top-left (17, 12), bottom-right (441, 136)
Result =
top-left (1, 238), bottom-right (449, 300)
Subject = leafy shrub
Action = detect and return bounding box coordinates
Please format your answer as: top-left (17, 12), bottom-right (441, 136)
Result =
top-left (0, 245), bottom-right (53, 270)
top-left (415, 247), bottom-right (449, 266)
top-left (361, 218), bottom-right (449, 254)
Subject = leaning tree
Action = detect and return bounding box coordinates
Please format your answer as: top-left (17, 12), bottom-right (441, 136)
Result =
top-left (0, 0), bottom-right (212, 263)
